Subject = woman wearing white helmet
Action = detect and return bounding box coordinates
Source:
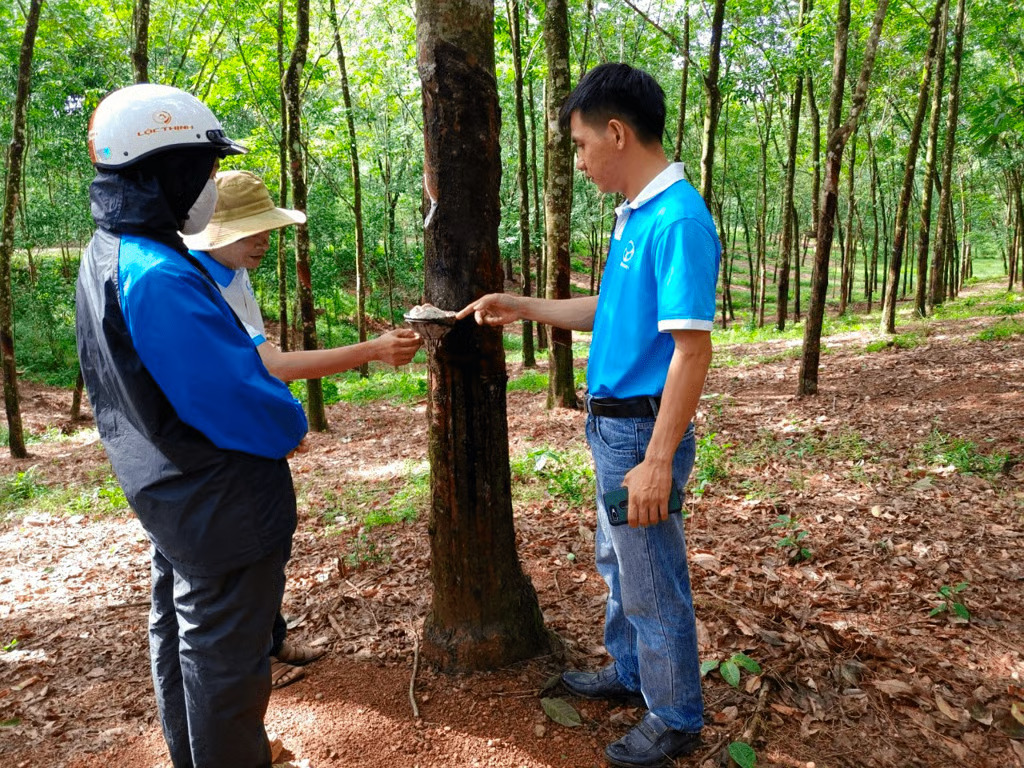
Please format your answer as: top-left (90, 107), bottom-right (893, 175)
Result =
top-left (76, 84), bottom-right (307, 768)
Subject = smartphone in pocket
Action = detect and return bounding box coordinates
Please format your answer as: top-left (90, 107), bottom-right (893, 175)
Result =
top-left (604, 485), bottom-right (683, 526)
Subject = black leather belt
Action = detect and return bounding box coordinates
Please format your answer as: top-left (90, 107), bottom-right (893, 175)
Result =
top-left (586, 395), bottom-right (661, 418)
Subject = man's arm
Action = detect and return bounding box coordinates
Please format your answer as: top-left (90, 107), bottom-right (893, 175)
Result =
top-left (457, 294), bottom-right (598, 332)
top-left (622, 329), bottom-right (712, 527)
top-left (257, 328), bottom-right (422, 382)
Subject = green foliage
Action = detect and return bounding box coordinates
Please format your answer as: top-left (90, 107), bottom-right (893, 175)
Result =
top-left (512, 447), bottom-right (594, 509)
top-left (11, 257), bottom-right (80, 387)
top-left (976, 319), bottom-right (1024, 342)
top-left (3, 638), bottom-right (19, 652)
top-left (66, 476), bottom-right (129, 517)
top-left (365, 463), bottom-right (428, 528)
top-left (693, 432), bottom-right (729, 496)
top-left (700, 652), bottom-right (762, 688)
top-left (772, 514), bottom-right (812, 562)
top-left (728, 741), bottom-right (758, 768)
top-left (507, 369), bottom-right (548, 393)
top-left (343, 531), bottom-right (388, 569)
top-left (865, 333), bottom-right (923, 352)
top-left (0, 467), bottom-right (49, 513)
top-left (922, 429), bottom-right (1008, 477)
top-left (928, 582), bottom-right (970, 620)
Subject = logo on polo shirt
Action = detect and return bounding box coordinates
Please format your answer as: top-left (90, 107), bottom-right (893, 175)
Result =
top-left (619, 240), bottom-right (635, 269)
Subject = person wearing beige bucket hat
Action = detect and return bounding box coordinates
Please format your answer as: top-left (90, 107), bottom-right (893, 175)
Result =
top-left (184, 170), bottom-right (422, 380)
top-left (184, 170), bottom-right (422, 690)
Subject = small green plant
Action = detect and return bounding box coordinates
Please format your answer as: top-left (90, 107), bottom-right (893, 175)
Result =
top-left (728, 740), bottom-right (757, 768)
top-left (507, 369), bottom-right (548, 393)
top-left (525, 447), bottom-right (595, 508)
top-left (929, 581), bottom-right (970, 620)
top-left (700, 652), bottom-right (761, 688)
top-left (0, 467), bottom-right (48, 511)
top-left (693, 432), bottom-right (729, 496)
top-left (67, 476), bottom-right (129, 516)
top-left (772, 513), bottom-right (812, 562)
top-left (344, 532), bottom-right (388, 569)
top-left (976, 318), bottom-right (1024, 342)
top-left (2, 638), bottom-right (18, 652)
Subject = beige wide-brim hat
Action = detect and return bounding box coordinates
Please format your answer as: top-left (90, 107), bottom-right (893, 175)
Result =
top-left (182, 169), bottom-right (306, 251)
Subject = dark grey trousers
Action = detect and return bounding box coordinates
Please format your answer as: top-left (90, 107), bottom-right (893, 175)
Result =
top-left (149, 543), bottom-right (289, 768)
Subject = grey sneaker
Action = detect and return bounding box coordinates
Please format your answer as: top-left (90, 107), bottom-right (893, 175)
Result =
top-left (561, 665), bottom-right (645, 707)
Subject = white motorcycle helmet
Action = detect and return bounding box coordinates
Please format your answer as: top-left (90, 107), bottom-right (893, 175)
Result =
top-left (88, 83), bottom-right (246, 170)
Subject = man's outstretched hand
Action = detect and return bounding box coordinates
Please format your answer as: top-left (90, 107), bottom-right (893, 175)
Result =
top-left (456, 294), bottom-right (522, 326)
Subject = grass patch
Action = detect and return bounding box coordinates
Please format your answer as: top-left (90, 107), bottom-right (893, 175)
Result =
top-left (692, 432), bottom-right (729, 496)
top-left (865, 333), bottom-right (923, 352)
top-left (508, 369), bottom-right (548, 393)
top-left (511, 446), bottom-right (594, 508)
top-left (291, 369), bottom-right (428, 406)
top-left (921, 429), bottom-right (1008, 477)
top-left (976, 318), bottom-right (1024, 342)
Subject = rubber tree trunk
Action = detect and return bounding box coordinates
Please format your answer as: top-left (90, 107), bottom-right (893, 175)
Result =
top-left (699, 0), bottom-right (727, 206)
top-left (543, 0), bottom-right (577, 409)
top-left (776, 70), bottom-right (804, 331)
top-left (0, 0), bottom-right (42, 459)
top-left (930, 0), bottom-right (966, 308)
top-left (508, 0), bottom-right (536, 369)
top-left (284, 0), bottom-right (326, 429)
top-left (798, 0), bottom-right (888, 395)
top-left (276, 0), bottom-right (290, 352)
top-left (131, 0), bottom-right (150, 83)
top-left (672, 9), bottom-right (690, 164)
top-left (330, 0), bottom-right (369, 376)
top-left (880, 0), bottom-right (943, 334)
top-left (914, 0), bottom-right (949, 317)
top-left (415, 0), bottom-right (548, 672)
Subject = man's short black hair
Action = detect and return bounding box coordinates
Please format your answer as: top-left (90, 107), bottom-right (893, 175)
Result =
top-left (558, 62), bottom-right (666, 146)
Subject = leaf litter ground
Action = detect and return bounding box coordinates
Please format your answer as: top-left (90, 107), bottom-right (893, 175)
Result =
top-left (1, 294), bottom-right (1022, 768)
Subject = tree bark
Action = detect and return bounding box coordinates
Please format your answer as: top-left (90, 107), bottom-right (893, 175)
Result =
top-left (508, 0), bottom-right (536, 368)
top-left (131, 0), bottom-right (150, 83)
top-left (416, 0), bottom-right (547, 671)
top-left (284, 0), bottom-right (326, 430)
top-left (699, 0), bottom-right (727, 207)
top-left (543, 0), bottom-right (577, 409)
top-left (930, 0), bottom-right (966, 308)
top-left (914, 0), bottom-right (949, 317)
top-left (0, 0), bottom-right (42, 459)
top-left (839, 125), bottom-right (858, 315)
top-left (806, 73), bottom-right (822, 236)
top-left (880, 0), bottom-right (943, 333)
top-left (776, 69), bottom-right (804, 330)
top-left (330, 0), bottom-right (369, 376)
top-left (672, 8), bottom-right (690, 164)
top-left (276, 0), bottom-right (290, 352)
top-left (798, 0), bottom-right (888, 395)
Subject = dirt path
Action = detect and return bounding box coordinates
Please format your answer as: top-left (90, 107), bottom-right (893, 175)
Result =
top-left (2, 305), bottom-right (1023, 768)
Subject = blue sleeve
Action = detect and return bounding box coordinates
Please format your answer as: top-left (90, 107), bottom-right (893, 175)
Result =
top-left (119, 241), bottom-right (307, 458)
top-left (654, 217), bottom-right (721, 332)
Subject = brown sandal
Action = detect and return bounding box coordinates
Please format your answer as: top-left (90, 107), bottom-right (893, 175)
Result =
top-left (276, 639), bottom-right (325, 666)
top-left (270, 658), bottom-right (305, 688)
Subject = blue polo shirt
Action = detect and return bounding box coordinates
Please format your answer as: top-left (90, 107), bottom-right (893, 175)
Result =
top-left (587, 163), bottom-right (720, 399)
top-left (118, 235), bottom-right (306, 458)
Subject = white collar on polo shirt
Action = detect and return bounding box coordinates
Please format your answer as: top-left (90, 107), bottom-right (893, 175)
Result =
top-left (613, 162), bottom-right (686, 240)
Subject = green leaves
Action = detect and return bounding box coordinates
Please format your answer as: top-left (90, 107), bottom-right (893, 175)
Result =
top-left (700, 652), bottom-right (762, 688)
top-left (540, 697), bottom-right (582, 727)
top-left (728, 740), bottom-right (757, 767)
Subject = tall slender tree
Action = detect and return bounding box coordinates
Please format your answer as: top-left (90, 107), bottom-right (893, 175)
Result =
top-left (508, 0), bottom-right (536, 368)
top-left (283, 0), bottom-right (327, 429)
top-left (543, 0), bottom-right (577, 409)
top-left (914, 0), bottom-right (950, 317)
top-left (329, 0), bottom-right (369, 376)
top-left (131, 0), bottom-right (150, 83)
top-left (0, 0), bottom-right (43, 459)
top-left (798, 0), bottom-right (888, 396)
top-left (930, 0), bottom-right (967, 308)
top-left (880, 0), bottom-right (944, 333)
top-left (699, 0), bottom-right (727, 206)
top-left (416, 0), bottom-right (548, 671)
top-left (276, 0), bottom-right (291, 351)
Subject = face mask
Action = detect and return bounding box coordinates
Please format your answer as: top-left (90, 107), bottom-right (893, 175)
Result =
top-left (180, 179), bottom-right (218, 235)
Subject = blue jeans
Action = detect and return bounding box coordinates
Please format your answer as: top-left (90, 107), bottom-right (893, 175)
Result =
top-left (150, 543), bottom-right (288, 768)
top-left (586, 412), bottom-right (703, 733)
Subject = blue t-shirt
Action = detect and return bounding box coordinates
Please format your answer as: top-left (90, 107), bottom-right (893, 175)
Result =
top-left (118, 235), bottom-right (306, 458)
top-left (587, 164), bottom-right (720, 399)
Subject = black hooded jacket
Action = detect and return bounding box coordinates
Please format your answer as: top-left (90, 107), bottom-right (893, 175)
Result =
top-left (76, 161), bottom-right (306, 577)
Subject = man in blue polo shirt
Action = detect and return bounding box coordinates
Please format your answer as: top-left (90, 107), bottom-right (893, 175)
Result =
top-left (459, 62), bottom-right (720, 767)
